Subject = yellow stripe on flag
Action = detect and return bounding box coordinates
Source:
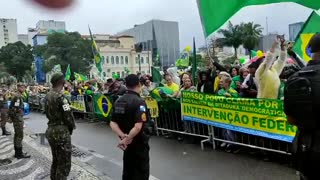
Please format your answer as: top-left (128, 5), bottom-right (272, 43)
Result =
top-left (301, 33), bottom-right (314, 61)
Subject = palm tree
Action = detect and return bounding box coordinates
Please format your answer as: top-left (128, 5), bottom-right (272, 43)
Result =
top-left (218, 22), bottom-right (243, 58)
top-left (241, 22), bottom-right (263, 59)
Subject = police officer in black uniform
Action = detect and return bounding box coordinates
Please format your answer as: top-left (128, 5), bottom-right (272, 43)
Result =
top-left (110, 74), bottom-right (150, 180)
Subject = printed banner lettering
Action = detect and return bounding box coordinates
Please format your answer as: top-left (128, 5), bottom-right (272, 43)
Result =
top-left (144, 97), bottom-right (159, 118)
top-left (181, 91), bottom-right (297, 142)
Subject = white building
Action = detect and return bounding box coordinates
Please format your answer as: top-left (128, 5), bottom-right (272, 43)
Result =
top-left (36, 20), bottom-right (66, 33)
top-left (28, 20), bottom-right (66, 46)
top-left (89, 35), bottom-right (151, 80)
top-left (18, 34), bottom-right (28, 45)
top-left (0, 18), bottom-right (18, 48)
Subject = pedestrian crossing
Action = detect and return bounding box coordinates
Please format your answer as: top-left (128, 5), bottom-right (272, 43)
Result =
top-left (0, 136), bottom-right (47, 180)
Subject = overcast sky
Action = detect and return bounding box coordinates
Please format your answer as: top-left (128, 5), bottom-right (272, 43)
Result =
top-left (0, 0), bottom-right (314, 49)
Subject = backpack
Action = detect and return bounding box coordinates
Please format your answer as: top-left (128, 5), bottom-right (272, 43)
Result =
top-left (284, 65), bottom-right (320, 129)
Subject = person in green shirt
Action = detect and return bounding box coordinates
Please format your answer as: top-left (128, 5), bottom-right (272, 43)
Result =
top-left (218, 76), bottom-right (239, 98)
top-left (217, 75), bottom-right (238, 152)
top-left (231, 67), bottom-right (249, 92)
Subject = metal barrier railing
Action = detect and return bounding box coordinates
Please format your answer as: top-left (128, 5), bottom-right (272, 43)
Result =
top-left (153, 104), bottom-right (292, 155)
top-left (29, 93), bottom-right (293, 155)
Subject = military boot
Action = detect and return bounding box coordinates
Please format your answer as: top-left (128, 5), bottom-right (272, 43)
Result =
top-left (2, 127), bottom-right (11, 136)
top-left (15, 147), bottom-right (30, 159)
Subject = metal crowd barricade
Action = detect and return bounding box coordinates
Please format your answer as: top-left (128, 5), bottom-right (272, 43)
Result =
top-left (152, 98), bottom-right (292, 155)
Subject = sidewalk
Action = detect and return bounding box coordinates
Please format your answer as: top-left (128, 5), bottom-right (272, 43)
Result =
top-left (0, 124), bottom-right (112, 180)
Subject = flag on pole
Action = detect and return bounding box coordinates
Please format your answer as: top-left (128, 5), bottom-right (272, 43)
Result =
top-left (197, 0), bottom-right (320, 37)
top-left (65, 64), bottom-right (71, 80)
top-left (293, 11), bottom-right (320, 62)
top-left (192, 37), bottom-right (197, 85)
top-left (74, 72), bottom-right (88, 81)
top-left (89, 26), bottom-right (103, 73)
top-left (175, 46), bottom-right (190, 68)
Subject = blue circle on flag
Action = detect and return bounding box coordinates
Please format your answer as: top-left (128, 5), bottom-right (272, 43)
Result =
top-left (306, 45), bottom-right (312, 58)
top-left (101, 97), bottom-right (109, 114)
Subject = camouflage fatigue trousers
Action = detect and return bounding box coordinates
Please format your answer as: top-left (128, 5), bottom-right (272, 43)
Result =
top-left (12, 116), bottom-right (24, 148)
top-left (0, 108), bottom-right (8, 128)
top-left (46, 126), bottom-right (72, 180)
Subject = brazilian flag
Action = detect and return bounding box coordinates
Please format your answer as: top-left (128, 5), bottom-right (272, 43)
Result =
top-left (93, 94), bottom-right (113, 118)
top-left (293, 11), bottom-right (320, 62)
top-left (65, 64), bottom-right (71, 81)
top-left (89, 27), bottom-right (103, 73)
top-left (74, 72), bottom-right (88, 81)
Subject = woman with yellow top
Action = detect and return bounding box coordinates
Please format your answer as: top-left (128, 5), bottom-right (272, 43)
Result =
top-left (164, 74), bottom-right (179, 97)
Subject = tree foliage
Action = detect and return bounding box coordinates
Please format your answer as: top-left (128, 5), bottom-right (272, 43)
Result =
top-left (240, 22), bottom-right (263, 59)
top-left (217, 22), bottom-right (243, 58)
top-left (34, 32), bottom-right (93, 74)
top-left (217, 21), bottom-right (263, 59)
top-left (0, 41), bottom-right (34, 81)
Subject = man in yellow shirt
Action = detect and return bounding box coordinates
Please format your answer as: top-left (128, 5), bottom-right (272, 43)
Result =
top-left (164, 74), bottom-right (179, 97)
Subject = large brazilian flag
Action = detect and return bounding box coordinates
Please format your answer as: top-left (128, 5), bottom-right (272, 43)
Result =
top-left (197, 0), bottom-right (320, 37)
top-left (293, 11), bottom-right (320, 62)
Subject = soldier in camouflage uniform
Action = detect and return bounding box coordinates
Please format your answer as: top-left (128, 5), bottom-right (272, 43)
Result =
top-left (45, 73), bottom-right (76, 180)
top-left (0, 89), bottom-right (11, 136)
top-left (9, 83), bottom-right (30, 159)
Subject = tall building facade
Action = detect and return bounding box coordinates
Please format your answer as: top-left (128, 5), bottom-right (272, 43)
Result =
top-left (0, 18), bottom-right (18, 48)
top-left (258, 34), bottom-right (278, 52)
top-left (33, 34), bottom-right (49, 84)
top-left (89, 35), bottom-right (151, 79)
top-left (36, 20), bottom-right (66, 33)
top-left (117, 20), bottom-right (180, 68)
top-left (18, 34), bottom-right (28, 45)
top-left (289, 22), bottom-right (304, 41)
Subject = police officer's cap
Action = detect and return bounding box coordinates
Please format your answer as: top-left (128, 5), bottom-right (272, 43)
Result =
top-left (125, 74), bottom-right (140, 88)
top-left (50, 73), bottom-right (65, 85)
top-left (309, 33), bottom-right (320, 53)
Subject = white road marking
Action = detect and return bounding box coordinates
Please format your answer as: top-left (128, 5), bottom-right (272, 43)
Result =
top-left (0, 160), bottom-right (34, 175)
top-left (18, 167), bottom-right (44, 180)
top-left (0, 138), bottom-right (9, 143)
top-left (0, 141), bottom-right (12, 149)
top-left (0, 150), bottom-right (14, 159)
top-left (0, 144), bottom-right (13, 154)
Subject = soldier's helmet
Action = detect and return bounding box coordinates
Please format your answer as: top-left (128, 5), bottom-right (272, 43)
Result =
top-left (50, 73), bottom-right (65, 86)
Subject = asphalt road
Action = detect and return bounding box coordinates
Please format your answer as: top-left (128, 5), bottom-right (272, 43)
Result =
top-left (25, 112), bottom-right (298, 180)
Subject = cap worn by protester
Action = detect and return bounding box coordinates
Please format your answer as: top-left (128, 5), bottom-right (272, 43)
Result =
top-left (309, 33), bottom-right (320, 53)
top-left (50, 73), bottom-right (65, 86)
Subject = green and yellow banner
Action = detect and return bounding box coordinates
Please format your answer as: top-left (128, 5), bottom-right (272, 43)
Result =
top-left (181, 91), bottom-right (297, 142)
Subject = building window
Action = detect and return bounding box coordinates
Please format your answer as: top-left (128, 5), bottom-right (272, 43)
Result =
top-left (103, 72), bottom-right (106, 77)
top-left (141, 57), bottom-right (144, 64)
top-left (111, 56), bottom-right (115, 64)
top-left (135, 57), bottom-right (139, 64)
top-left (106, 56), bottom-right (109, 64)
top-left (121, 56), bottom-right (124, 64)
top-left (146, 57), bottom-right (149, 64)
top-left (117, 72), bottom-right (120, 77)
top-left (121, 71), bottom-right (125, 77)
top-left (142, 71), bottom-right (145, 74)
top-left (107, 69), bottom-right (111, 73)
top-left (102, 56), bottom-right (105, 65)
top-left (125, 56), bottom-right (128, 64)
top-left (116, 56), bottom-right (119, 64)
